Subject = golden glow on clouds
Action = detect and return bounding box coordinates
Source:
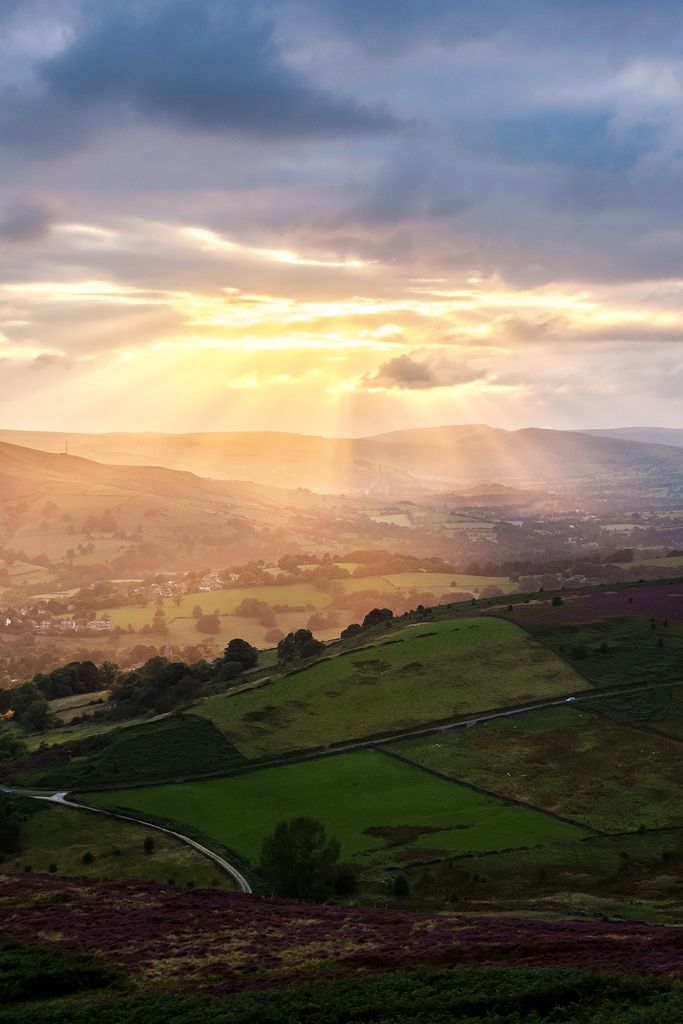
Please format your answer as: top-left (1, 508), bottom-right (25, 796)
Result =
top-left (182, 226), bottom-right (372, 269)
top-left (4, 219), bottom-right (683, 432)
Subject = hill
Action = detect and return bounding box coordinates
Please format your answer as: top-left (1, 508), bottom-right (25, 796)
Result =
top-left (2, 425), bottom-right (683, 497)
top-left (0, 440), bottom-right (329, 568)
top-left (584, 427), bottom-right (683, 447)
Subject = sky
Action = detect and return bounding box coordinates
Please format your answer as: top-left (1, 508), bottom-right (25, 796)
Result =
top-left (2, 0), bottom-right (683, 437)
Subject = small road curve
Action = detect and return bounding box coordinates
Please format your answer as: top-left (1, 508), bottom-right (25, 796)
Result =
top-left (0, 786), bottom-right (253, 895)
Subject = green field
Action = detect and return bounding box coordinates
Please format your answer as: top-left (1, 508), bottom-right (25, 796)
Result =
top-left (89, 751), bottom-right (586, 868)
top-left (409, 826), bottom-right (683, 923)
top-left (391, 706), bottom-right (683, 832)
top-left (22, 715), bottom-right (247, 790)
top-left (100, 582), bottom-right (331, 629)
top-left (523, 617), bottom-right (683, 687)
top-left (1, 803), bottom-right (233, 888)
top-left (193, 618), bottom-right (588, 758)
top-left (587, 684), bottom-right (683, 740)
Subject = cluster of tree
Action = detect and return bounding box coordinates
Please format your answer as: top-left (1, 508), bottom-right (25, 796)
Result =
top-left (32, 660), bottom-right (115, 701)
top-left (277, 629), bottom-right (326, 664)
top-left (109, 637), bottom-right (259, 718)
top-left (259, 816), bottom-right (356, 900)
top-left (0, 682), bottom-right (53, 733)
top-left (341, 606), bottom-right (395, 639)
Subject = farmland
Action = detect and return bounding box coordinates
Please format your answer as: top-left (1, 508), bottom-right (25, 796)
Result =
top-left (89, 750), bottom-right (587, 868)
top-left (0, 803), bottom-right (231, 889)
top-left (391, 706), bottom-right (683, 832)
top-left (193, 618), bottom-right (588, 758)
top-left (587, 684), bottom-right (683, 740)
top-left (516, 615), bottom-right (683, 687)
top-left (20, 715), bottom-right (248, 790)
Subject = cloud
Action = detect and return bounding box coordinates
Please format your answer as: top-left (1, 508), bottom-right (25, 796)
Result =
top-left (37, 1), bottom-right (398, 142)
top-left (0, 196), bottom-right (59, 243)
top-left (363, 352), bottom-right (484, 390)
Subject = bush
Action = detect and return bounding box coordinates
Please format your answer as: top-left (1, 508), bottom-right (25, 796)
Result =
top-left (392, 873), bottom-right (410, 897)
top-left (82, 851), bottom-right (94, 865)
top-left (143, 836), bottom-right (155, 855)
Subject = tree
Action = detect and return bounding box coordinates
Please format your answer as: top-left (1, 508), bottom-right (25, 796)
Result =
top-left (277, 629), bottom-right (325, 664)
top-left (260, 816), bottom-right (340, 900)
top-left (362, 607), bottom-right (394, 630)
top-left (392, 873), bottom-right (410, 897)
top-left (0, 793), bottom-right (21, 854)
top-left (223, 638), bottom-right (258, 669)
top-left (340, 623), bottom-right (362, 640)
top-left (143, 836), bottom-right (155, 855)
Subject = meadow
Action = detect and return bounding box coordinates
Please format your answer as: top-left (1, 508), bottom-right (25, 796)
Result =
top-left (89, 750), bottom-right (586, 869)
top-left (518, 615), bottom-right (683, 687)
top-left (412, 826), bottom-right (683, 924)
top-left (1, 803), bottom-right (231, 889)
top-left (22, 715), bottom-right (247, 790)
top-left (391, 706), bottom-right (683, 832)
top-left (587, 684), bottom-right (683, 739)
top-left (193, 618), bottom-right (588, 758)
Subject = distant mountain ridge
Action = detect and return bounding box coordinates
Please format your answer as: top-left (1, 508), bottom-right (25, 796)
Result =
top-left (582, 427), bottom-right (683, 448)
top-left (1, 425), bottom-right (683, 496)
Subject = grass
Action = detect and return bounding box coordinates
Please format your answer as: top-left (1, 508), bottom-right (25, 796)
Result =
top-left (21, 715), bottom-right (248, 790)
top-left (89, 750), bottom-right (586, 868)
top-left (100, 582), bottom-right (331, 628)
top-left (23, 713), bottom-right (150, 752)
top-left (413, 827), bottom-right (683, 924)
top-left (587, 684), bottom-right (683, 740)
top-left (193, 618), bottom-right (588, 759)
top-left (523, 616), bottom-right (683, 687)
top-left (391, 706), bottom-right (683, 832)
top-left (3, 969), bottom-right (682, 1024)
top-left (0, 803), bottom-right (234, 889)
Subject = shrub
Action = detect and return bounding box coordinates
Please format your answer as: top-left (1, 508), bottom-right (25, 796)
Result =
top-left (392, 874), bottom-right (410, 897)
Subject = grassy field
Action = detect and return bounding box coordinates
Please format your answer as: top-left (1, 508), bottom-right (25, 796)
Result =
top-left (588, 684), bottom-right (683, 740)
top-left (193, 618), bottom-right (589, 758)
top-left (100, 582), bottom-right (331, 629)
top-left (521, 616), bottom-right (683, 687)
top-left (21, 715), bottom-right (248, 790)
top-left (411, 826), bottom-right (683, 924)
top-left (89, 750), bottom-right (586, 869)
top-left (1, 803), bottom-right (233, 889)
top-left (391, 706), bottom-right (683, 832)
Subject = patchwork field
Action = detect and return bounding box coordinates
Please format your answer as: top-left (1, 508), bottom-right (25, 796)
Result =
top-left (517, 615), bottom-right (683, 687)
top-left (587, 684), bottom-right (683, 740)
top-left (391, 706), bottom-right (683, 832)
top-left (89, 750), bottom-right (586, 869)
top-left (193, 618), bottom-right (589, 758)
top-left (20, 715), bottom-right (247, 790)
top-left (0, 803), bottom-right (232, 889)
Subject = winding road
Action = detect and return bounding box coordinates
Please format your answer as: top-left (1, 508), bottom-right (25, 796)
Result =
top-left (0, 785), bottom-right (253, 894)
top-left (2, 678), bottom-right (676, 897)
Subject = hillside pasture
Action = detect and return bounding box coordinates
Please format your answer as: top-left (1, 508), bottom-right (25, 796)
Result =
top-left (193, 618), bottom-right (588, 758)
top-left (391, 706), bottom-right (683, 832)
top-left (0, 802), bottom-right (233, 888)
top-left (89, 750), bottom-right (586, 869)
top-left (587, 684), bottom-right (683, 740)
top-left (23, 715), bottom-right (247, 790)
top-left (517, 615), bottom-right (683, 687)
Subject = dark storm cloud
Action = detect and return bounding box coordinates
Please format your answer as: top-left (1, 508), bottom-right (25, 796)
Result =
top-left (0, 196), bottom-right (59, 243)
top-left (38, 1), bottom-right (397, 141)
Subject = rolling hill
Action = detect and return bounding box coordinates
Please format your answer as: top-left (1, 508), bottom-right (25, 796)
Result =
top-left (1, 425), bottom-right (683, 496)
